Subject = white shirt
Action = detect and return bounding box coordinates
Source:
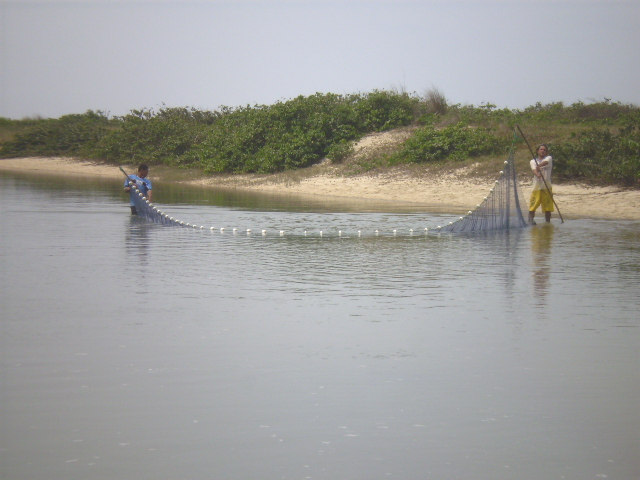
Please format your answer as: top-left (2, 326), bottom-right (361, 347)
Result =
top-left (530, 155), bottom-right (552, 191)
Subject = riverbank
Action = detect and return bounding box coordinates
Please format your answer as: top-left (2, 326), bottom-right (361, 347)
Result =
top-left (1, 156), bottom-right (639, 220)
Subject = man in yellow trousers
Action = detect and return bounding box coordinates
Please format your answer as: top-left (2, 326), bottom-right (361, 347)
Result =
top-left (528, 144), bottom-right (553, 224)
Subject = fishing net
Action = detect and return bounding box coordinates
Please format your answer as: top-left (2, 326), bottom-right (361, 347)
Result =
top-left (122, 138), bottom-right (528, 235)
top-left (427, 146), bottom-right (528, 234)
top-left (127, 185), bottom-right (193, 227)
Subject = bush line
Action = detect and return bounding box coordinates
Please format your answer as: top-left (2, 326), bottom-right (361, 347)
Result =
top-left (1, 91), bottom-right (638, 186)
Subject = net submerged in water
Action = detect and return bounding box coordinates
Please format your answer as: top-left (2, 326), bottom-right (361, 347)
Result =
top-left (129, 190), bottom-right (193, 227)
top-left (124, 146), bottom-right (528, 235)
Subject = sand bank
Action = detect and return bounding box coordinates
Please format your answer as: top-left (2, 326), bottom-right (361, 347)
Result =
top-left (1, 156), bottom-right (638, 220)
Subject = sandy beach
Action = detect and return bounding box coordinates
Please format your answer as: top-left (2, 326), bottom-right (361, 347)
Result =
top-left (1, 155), bottom-right (639, 221)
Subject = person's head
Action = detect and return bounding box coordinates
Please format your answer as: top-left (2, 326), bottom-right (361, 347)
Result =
top-left (536, 144), bottom-right (549, 157)
top-left (137, 164), bottom-right (149, 178)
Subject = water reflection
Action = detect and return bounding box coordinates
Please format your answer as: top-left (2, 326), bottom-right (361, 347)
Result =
top-left (530, 224), bottom-right (554, 303)
top-left (125, 216), bottom-right (153, 268)
top-left (1, 170), bottom-right (454, 213)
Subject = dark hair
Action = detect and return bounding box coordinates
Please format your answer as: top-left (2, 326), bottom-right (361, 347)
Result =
top-left (537, 144), bottom-right (549, 151)
top-left (138, 164), bottom-right (149, 172)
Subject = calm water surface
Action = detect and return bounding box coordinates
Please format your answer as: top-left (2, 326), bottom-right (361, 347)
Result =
top-left (1, 174), bottom-right (639, 480)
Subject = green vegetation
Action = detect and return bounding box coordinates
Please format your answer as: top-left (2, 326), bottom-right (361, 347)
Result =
top-left (1, 91), bottom-right (638, 186)
top-left (390, 123), bottom-right (507, 164)
top-left (552, 125), bottom-right (640, 186)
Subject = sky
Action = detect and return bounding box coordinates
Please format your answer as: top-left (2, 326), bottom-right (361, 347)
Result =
top-left (1, 0), bottom-right (639, 119)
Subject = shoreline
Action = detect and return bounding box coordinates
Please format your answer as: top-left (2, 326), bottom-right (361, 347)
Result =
top-left (1, 156), bottom-right (639, 220)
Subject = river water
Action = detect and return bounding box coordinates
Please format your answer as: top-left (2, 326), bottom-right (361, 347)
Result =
top-left (1, 173), bottom-right (639, 480)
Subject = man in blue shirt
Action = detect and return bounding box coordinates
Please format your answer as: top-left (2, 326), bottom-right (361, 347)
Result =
top-left (124, 164), bottom-right (152, 215)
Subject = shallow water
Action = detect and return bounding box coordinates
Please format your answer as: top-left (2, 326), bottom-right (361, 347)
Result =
top-left (1, 174), bottom-right (639, 480)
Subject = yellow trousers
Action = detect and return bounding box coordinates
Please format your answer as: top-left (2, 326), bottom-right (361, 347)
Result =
top-left (529, 188), bottom-right (554, 213)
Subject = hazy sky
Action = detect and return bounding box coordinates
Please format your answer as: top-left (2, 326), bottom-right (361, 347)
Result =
top-left (2, 0), bottom-right (639, 119)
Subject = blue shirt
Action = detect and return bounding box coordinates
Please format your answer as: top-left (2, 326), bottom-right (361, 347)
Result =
top-left (124, 175), bottom-right (152, 206)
